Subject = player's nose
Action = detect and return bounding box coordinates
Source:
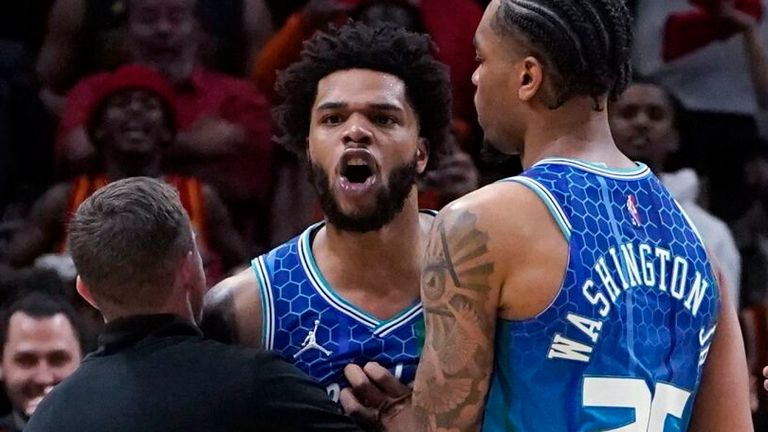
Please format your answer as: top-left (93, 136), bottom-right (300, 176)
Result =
top-left (342, 115), bottom-right (373, 146)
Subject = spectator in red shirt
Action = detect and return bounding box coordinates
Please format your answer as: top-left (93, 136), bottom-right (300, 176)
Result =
top-left (57, 0), bottom-right (275, 252)
top-left (10, 65), bottom-right (247, 285)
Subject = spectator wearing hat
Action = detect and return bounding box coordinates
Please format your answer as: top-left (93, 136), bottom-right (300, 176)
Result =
top-left (55, 0), bottom-right (275, 253)
top-left (7, 64), bottom-right (246, 286)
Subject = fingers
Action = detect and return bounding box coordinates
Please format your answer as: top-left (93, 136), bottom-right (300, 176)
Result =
top-left (343, 363), bottom-right (414, 431)
top-left (339, 388), bottom-right (378, 429)
top-left (363, 362), bottom-right (411, 397)
top-left (344, 363), bottom-right (388, 408)
top-left (763, 366), bottom-right (768, 391)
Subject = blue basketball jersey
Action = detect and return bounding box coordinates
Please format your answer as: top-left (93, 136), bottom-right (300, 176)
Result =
top-left (253, 217), bottom-right (432, 402)
top-left (482, 158), bottom-right (720, 431)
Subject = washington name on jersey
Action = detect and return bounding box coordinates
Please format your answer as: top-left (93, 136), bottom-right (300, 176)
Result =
top-left (482, 158), bottom-right (719, 432)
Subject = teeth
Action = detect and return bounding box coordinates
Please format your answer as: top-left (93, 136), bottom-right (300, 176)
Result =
top-left (348, 158), bottom-right (366, 166)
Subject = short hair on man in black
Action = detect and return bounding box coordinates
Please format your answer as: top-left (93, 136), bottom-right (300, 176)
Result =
top-left (492, 0), bottom-right (633, 110)
top-left (273, 22), bottom-right (453, 171)
top-left (0, 292), bottom-right (85, 357)
top-left (67, 177), bottom-right (195, 312)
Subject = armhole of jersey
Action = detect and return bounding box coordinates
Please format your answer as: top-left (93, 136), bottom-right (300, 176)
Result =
top-left (501, 177), bottom-right (572, 241)
top-left (251, 256), bottom-right (275, 350)
top-left (672, 200), bottom-right (723, 313)
top-left (672, 199), bottom-right (706, 246)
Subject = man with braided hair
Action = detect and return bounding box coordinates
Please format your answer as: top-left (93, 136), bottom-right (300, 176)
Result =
top-left (340, 0), bottom-right (753, 430)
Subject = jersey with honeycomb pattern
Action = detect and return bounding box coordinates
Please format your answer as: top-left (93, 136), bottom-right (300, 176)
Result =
top-left (252, 213), bottom-right (434, 402)
top-left (482, 158), bottom-right (720, 432)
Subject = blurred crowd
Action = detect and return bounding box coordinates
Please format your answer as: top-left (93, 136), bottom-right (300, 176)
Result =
top-left (1, 0), bottom-right (768, 429)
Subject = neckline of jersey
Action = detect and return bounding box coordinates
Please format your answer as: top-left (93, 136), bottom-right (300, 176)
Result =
top-left (298, 222), bottom-right (424, 330)
top-left (533, 157), bottom-right (651, 179)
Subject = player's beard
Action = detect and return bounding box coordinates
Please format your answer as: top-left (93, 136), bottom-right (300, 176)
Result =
top-left (308, 157), bottom-right (418, 233)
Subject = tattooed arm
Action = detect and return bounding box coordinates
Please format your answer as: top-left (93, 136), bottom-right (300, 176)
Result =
top-left (201, 269), bottom-right (264, 347)
top-left (411, 202), bottom-right (500, 431)
top-left (408, 183), bottom-right (568, 432)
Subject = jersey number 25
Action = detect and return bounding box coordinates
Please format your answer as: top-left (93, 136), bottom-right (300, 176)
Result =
top-left (583, 377), bottom-right (691, 431)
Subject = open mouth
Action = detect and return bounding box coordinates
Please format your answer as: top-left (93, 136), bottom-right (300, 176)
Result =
top-left (339, 150), bottom-right (378, 185)
top-left (344, 161), bottom-right (373, 183)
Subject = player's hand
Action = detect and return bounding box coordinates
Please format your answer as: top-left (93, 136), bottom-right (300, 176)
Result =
top-left (762, 365), bottom-right (768, 391)
top-left (341, 362), bottom-right (413, 431)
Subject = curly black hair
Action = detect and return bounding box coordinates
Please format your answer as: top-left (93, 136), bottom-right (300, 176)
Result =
top-left (492, 0), bottom-right (633, 110)
top-left (273, 22), bottom-right (452, 170)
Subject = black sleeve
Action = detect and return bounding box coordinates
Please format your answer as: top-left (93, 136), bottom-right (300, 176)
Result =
top-left (251, 352), bottom-right (361, 432)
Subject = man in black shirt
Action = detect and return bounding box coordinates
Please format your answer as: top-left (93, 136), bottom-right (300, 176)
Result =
top-left (26, 177), bottom-right (359, 432)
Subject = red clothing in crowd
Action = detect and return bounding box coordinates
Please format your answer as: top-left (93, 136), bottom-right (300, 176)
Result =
top-left (663, 0), bottom-right (763, 61)
top-left (253, 0), bottom-right (482, 127)
top-left (60, 173), bottom-right (224, 284)
top-left (420, 0), bottom-right (483, 123)
top-left (57, 68), bottom-right (274, 205)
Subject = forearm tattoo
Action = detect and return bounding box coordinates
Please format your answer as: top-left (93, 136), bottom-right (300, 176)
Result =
top-left (413, 210), bottom-right (496, 431)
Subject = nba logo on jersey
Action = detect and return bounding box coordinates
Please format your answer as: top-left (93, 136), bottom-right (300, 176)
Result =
top-left (627, 194), bottom-right (642, 226)
top-left (485, 159), bottom-right (719, 431)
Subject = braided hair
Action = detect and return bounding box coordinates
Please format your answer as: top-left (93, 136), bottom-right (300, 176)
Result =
top-left (492, 0), bottom-right (632, 110)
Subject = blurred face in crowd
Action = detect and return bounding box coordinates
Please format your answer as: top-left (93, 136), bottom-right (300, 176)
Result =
top-left (128, 0), bottom-right (198, 84)
top-left (307, 69), bottom-right (428, 233)
top-left (0, 313), bottom-right (81, 419)
top-left (96, 89), bottom-right (172, 156)
top-left (609, 83), bottom-right (679, 171)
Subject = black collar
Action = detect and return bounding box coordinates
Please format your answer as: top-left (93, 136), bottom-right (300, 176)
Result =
top-left (95, 314), bottom-right (201, 356)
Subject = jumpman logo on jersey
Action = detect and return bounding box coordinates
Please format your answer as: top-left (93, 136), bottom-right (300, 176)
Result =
top-left (627, 194), bottom-right (643, 226)
top-left (293, 319), bottom-right (332, 358)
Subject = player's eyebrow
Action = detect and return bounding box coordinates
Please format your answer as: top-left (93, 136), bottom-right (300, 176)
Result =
top-left (367, 103), bottom-right (404, 113)
top-left (315, 102), bottom-right (404, 113)
top-left (315, 102), bottom-right (347, 111)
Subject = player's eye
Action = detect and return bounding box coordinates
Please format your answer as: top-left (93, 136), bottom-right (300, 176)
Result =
top-left (321, 114), bottom-right (343, 125)
top-left (374, 115), bottom-right (396, 126)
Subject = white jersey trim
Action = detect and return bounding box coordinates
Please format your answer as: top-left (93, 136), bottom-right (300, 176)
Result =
top-left (252, 255), bottom-right (275, 350)
top-left (297, 223), bottom-right (424, 333)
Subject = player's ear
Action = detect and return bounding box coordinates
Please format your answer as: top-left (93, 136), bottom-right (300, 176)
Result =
top-left (416, 138), bottom-right (429, 174)
top-left (517, 56), bottom-right (544, 102)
